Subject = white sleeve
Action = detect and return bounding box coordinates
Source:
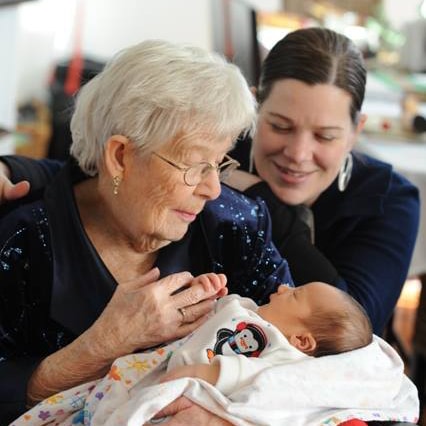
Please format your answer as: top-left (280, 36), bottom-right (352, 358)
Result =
top-left (215, 294), bottom-right (258, 313)
top-left (213, 354), bottom-right (273, 396)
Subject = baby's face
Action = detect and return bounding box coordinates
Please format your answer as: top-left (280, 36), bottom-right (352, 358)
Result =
top-left (258, 282), bottom-right (343, 337)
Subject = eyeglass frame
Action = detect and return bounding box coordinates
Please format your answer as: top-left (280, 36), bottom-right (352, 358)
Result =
top-left (152, 152), bottom-right (240, 186)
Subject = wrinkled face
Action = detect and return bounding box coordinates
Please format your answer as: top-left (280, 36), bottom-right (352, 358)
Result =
top-left (258, 282), bottom-right (343, 338)
top-left (116, 135), bottom-right (233, 249)
top-left (253, 80), bottom-right (358, 206)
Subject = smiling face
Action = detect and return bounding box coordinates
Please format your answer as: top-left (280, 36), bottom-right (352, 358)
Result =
top-left (253, 80), bottom-right (361, 206)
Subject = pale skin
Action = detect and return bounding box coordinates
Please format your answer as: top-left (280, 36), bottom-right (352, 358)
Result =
top-left (25, 134), bottom-right (233, 405)
top-left (225, 80), bottom-right (366, 206)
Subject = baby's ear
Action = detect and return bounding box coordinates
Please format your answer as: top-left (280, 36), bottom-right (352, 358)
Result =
top-left (289, 333), bottom-right (317, 355)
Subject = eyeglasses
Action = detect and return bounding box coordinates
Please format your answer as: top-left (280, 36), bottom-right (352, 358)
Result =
top-left (153, 152), bottom-right (240, 186)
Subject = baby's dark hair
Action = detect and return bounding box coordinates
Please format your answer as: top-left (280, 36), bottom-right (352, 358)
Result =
top-left (302, 290), bottom-right (373, 357)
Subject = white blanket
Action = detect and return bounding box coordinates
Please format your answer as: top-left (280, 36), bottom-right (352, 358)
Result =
top-left (103, 336), bottom-right (419, 426)
top-left (11, 336), bottom-right (419, 426)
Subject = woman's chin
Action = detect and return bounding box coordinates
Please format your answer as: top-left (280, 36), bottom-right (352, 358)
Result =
top-left (269, 184), bottom-right (305, 206)
top-left (165, 225), bottom-right (191, 242)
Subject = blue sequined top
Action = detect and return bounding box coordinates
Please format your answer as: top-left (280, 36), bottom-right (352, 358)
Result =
top-left (0, 159), bottom-right (292, 422)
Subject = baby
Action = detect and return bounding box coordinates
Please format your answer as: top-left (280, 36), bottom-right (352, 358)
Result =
top-left (162, 273), bottom-right (373, 388)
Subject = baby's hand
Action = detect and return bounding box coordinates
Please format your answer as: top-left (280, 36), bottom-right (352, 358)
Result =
top-left (192, 273), bottom-right (228, 299)
top-left (161, 363), bottom-right (220, 386)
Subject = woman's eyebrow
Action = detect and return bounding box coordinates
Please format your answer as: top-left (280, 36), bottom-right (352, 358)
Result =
top-left (316, 125), bottom-right (344, 131)
top-left (268, 112), bottom-right (292, 122)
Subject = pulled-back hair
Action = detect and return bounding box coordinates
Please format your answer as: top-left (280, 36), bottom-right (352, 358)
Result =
top-left (70, 40), bottom-right (256, 176)
top-left (303, 290), bottom-right (373, 357)
top-left (257, 27), bottom-right (366, 125)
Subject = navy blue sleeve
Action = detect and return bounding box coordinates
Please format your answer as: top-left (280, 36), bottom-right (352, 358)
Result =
top-left (241, 198), bottom-right (294, 305)
top-left (201, 186), bottom-right (293, 306)
top-left (245, 182), bottom-right (341, 286)
top-left (325, 173), bottom-right (420, 335)
top-left (0, 205), bottom-right (53, 422)
top-left (0, 357), bottom-right (43, 424)
top-left (1, 156), bottom-right (63, 191)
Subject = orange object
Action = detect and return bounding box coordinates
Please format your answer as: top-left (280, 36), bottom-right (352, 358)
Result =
top-left (381, 119), bottom-right (392, 131)
top-left (339, 419), bottom-right (368, 426)
top-left (64, 0), bottom-right (84, 96)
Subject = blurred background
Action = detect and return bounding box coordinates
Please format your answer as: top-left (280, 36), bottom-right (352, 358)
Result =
top-left (0, 0), bottom-right (425, 420)
top-left (0, 0), bottom-right (425, 158)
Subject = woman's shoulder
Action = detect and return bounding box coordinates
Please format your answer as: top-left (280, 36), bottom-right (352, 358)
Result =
top-left (351, 152), bottom-right (417, 195)
top-left (319, 152), bottom-right (417, 205)
top-left (314, 152), bottom-right (419, 224)
top-left (203, 183), bottom-right (267, 222)
top-left (0, 191), bottom-right (46, 229)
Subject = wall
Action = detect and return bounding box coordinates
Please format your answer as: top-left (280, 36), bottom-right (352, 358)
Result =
top-left (82, 0), bottom-right (212, 60)
top-left (3, 0), bottom-right (424, 112)
top-left (12, 0), bottom-right (212, 103)
top-left (383, 0), bottom-right (422, 29)
top-left (0, 5), bottom-right (19, 132)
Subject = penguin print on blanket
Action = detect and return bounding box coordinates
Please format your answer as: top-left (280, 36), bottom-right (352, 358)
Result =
top-left (207, 321), bottom-right (268, 360)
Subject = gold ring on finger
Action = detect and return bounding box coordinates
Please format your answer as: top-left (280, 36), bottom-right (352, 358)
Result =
top-left (178, 307), bottom-right (187, 323)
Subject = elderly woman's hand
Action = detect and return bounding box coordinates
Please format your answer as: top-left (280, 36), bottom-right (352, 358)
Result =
top-left (86, 268), bottom-right (227, 361)
top-left (27, 268), bottom-right (226, 405)
top-left (0, 161), bottom-right (30, 203)
top-left (146, 397), bottom-right (233, 426)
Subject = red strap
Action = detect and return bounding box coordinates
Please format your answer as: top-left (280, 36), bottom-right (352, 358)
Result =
top-left (339, 419), bottom-right (368, 426)
top-left (222, 0), bottom-right (234, 60)
top-left (64, 0), bottom-right (84, 95)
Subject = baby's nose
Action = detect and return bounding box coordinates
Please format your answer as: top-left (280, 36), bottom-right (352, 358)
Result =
top-left (277, 284), bottom-right (290, 294)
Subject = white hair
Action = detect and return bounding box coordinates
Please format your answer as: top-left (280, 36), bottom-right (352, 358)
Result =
top-left (70, 40), bottom-right (256, 175)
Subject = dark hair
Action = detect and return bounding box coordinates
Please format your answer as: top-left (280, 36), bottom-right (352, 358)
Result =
top-left (303, 290), bottom-right (373, 357)
top-left (257, 27), bottom-right (366, 125)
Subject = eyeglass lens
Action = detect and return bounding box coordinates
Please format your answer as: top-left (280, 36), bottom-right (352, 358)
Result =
top-left (185, 160), bottom-right (237, 185)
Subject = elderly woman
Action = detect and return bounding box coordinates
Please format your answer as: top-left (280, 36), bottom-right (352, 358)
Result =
top-left (0, 40), bottom-right (292, 424)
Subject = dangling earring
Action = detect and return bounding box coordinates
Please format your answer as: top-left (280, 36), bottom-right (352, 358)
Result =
top-left (112, 175), bottom-right (122, 195)
top-left (249, 149), bottom-right (254, 173)
top-left (338, 153), bottom-right (353, 192)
